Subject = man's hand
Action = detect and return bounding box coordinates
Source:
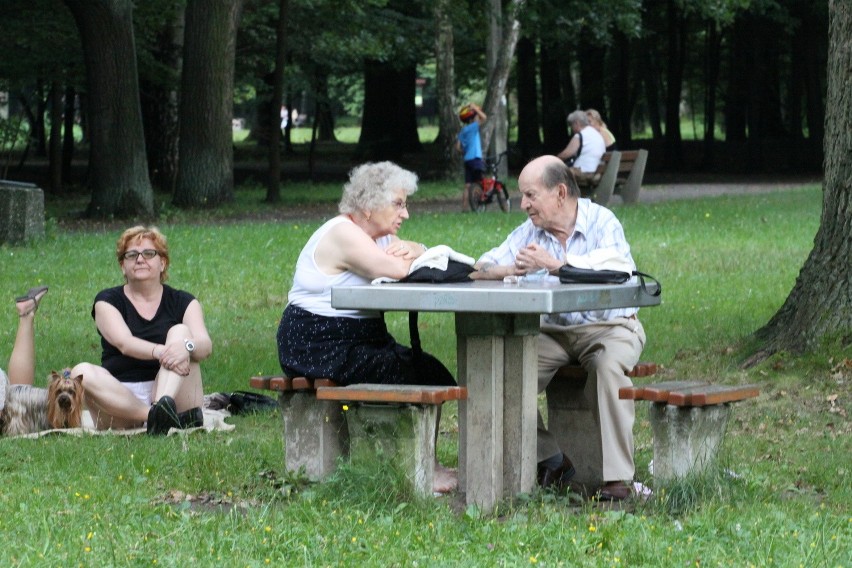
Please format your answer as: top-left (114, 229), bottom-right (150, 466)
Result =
top-left (515, 244), bottom-right (561, 273)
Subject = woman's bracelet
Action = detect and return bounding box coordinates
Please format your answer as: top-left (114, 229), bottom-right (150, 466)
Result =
top-left (152, 344), bottom-right (159, 361)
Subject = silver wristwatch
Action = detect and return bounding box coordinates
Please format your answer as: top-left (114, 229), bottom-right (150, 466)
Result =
top-left (184, 338), bottom-right (195, 353)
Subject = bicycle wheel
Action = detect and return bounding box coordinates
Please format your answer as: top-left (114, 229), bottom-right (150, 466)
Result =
top-left (496, 182), bottom-right (511, 213)
top-left (469, 185), bottom-right (486, 213)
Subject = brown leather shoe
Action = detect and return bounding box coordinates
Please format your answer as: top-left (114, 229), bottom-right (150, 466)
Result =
top-left (537, 454), bottom-right (576, 490)
top-left (598, 481), bottom-right (632, 501)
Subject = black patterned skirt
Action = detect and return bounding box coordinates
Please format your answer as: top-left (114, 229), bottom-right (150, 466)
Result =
top-left (277, 304), bottom-right (456, 387)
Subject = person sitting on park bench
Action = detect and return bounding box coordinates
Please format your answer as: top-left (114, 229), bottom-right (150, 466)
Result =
top-left (472, 155), bottom-right (646, 501)
top-left (276, 161), bottom-right (459, 494)
top-left (557, 110), bottom-right (607, 177)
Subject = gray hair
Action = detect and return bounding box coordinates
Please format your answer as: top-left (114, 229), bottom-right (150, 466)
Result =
top-left (541, 159), bottom-right (580, 198)
top-left (567, 110), bottom-right (590, 127)
top-left (339, 161), bottom-right (419, 214)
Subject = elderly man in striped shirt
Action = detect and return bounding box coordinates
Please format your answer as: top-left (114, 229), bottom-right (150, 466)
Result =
top-left (472, 155), bottom-right (646, 502)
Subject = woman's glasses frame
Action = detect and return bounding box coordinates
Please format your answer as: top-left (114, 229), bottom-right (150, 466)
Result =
top-left (122, 249), bottom-right (159, 261)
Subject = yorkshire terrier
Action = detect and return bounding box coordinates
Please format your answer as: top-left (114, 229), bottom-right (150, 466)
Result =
top-left (0, 369), bottom-right (84, 436)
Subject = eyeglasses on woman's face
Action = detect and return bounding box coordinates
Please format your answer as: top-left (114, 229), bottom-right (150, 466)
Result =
top-left (122, 249), bottom-right (159, 261)
top-left (390, 199), bottom-right (408, 211)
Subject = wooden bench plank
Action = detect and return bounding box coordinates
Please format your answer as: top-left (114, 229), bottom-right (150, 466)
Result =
top-left (250, 375), bottom-right (337, 392)
top-left (619, 380), bottom-right (710, 402)
top-left (317, 384), bottom-right (467, 405)
top-left (667, 384), bottom-right (760, 407)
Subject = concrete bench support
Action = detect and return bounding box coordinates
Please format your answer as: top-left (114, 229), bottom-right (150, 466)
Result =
top-left (546, 362), bottom-right (658, 488)
top-left (317, 384), bottom-right (466, 497)
top-left (279, 390), bottom-right (348, 481)
top-left (0, 181), bottom-right (44, 244)
top-left (251, 376), bottom-right (347, 482)
top-left (649, 402), bottom-right (730, 481)
top-left (620, 381), bottom-right (759, 481)
top-left (344, 403), bottom-right (438, 495)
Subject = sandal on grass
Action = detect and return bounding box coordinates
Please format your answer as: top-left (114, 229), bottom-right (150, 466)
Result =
top-left (15, 285), bottom-right (49, 317)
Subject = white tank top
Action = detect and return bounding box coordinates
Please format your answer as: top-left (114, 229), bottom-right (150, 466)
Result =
top-left (288, 216), bottom-right (391, 318)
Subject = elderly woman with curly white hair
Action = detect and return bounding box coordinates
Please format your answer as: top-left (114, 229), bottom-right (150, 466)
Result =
top-left (277, 161), bottom-right (458, 492)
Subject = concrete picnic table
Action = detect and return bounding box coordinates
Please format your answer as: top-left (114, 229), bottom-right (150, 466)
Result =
top-left (332, 278), bottom-right (661, 512)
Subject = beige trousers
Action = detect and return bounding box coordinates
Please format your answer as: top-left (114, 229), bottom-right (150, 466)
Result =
top-left (537, 317), bottom-right (646, 481)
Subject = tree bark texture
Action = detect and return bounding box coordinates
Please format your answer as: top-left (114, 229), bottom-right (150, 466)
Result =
top-left (174, 0), bottom-right (242, 208)
top-left (540, 40), bottom-right (568, 155)
top-left (754, 0), bottom-right (851, 354)
top-left (140, 8), bottom-right (183, 194)
top-left (433, 0), bottom-right (460, 180)
top-left (515, 35), bottom-right (541, 161)
top-left (479, 0), bottom-right (524, 155)
top-left (49, 80), bottom-right (63, 194)
top-left (265, 0), bottom-right (289, 204)
top-left (64, 0), bottom-right (154, 218)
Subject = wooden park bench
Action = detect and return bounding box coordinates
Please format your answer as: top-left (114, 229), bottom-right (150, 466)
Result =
top-left (249, 375), bottom-right (467, 496)
top-left (619, 380), bottom-right (759, 481)
top-left (574, 149), bottom-right (649, 207)
top-left (545, 361), bottom-right (658, 488)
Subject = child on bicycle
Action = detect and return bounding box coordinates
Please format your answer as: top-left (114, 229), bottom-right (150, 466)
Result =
top-left (455, 102), bottom-right (487, 212)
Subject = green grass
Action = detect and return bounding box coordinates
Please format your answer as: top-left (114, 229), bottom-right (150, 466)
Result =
top-left (1, 184), bottom-right (850, 565)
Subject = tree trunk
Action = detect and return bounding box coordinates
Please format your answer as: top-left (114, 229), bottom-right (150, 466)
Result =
top-left (479, 0), bottom-right (523, 155)
top-left (702, 20), bottom-right (721, 167)
top-left (516, 35), bottom-right (541, 161)
top-left (540, 40), bottom-right (568, 154)
top-left (61, 84), bottom-right (76, 183)
top-left (314, 70), bottom-right (336, 142)
top-left (663, 0), bottom-right (685, 168)
top-left (357, 60), bottom-right (421, 160)
top-left (265, 0), bottom-right (288, 204)
top-left (609, 31), bottom-right (632, 148)
top-left (174, 0), bottom-right (242, 208)
top-left (140, 7), bottom-right (183, 194)
top-left (751, 0), bottom-right (851, 358)
top-left (48, 80), bottom-right (63, 194)
top-left (725, 16), bottom-right (748, 142)
top-left (64, 0), bottom-right (154, 218)
top-left (433, 0), bottom-right (459, 180)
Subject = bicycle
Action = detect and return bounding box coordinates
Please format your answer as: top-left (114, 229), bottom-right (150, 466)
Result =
top-left (469, 151), bottom-right (511, 213)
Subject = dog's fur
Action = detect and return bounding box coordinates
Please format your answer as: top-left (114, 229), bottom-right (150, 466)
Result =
top-left (0, 370), bottom-right (84, 436)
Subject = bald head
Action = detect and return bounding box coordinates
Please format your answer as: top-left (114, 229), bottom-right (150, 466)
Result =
top-left (519, 155), bottom-right (579, 198)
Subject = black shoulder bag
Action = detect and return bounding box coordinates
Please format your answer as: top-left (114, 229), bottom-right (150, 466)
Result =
top-left (558, 265), bottom-right (661, 297)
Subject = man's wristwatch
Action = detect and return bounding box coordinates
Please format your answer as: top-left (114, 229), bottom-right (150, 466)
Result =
top-left (184, 338), bottom-right (195, 353)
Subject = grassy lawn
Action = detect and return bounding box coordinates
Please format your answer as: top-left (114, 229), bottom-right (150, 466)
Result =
top-left (0, 183), bottom-right (849, 565)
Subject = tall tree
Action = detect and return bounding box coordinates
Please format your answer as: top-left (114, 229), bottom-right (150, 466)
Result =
top-left (751, 0), bottom-right (851, 358)
top-left (64, 0), bottom-right (154, 218)
top-left (136, 0), bottom-right (184, 194)
top-left (433, 0), bottom-right (460, 179)
top-left (174, 0), bottom-right (242, 208)
top-left (265, 0), bottom-right (289, 204)
top-left (479, 0), bottom-right (524, 154)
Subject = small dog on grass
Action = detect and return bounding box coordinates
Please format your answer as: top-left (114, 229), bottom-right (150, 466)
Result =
top-left (0, 369), bottom-right (84, 436)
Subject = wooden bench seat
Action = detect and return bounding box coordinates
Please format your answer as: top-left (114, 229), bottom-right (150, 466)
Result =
top-left (618, 380), bottom-right (760, 480)
top-left (574, 149), bottom-right (648, 207)
top-left (251, 375), bottom-right (466, 495)
top-left (546, 361), bottom-right (658, 487)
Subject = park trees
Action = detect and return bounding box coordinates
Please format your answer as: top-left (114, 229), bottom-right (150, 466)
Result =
top-left (751, 0), bottom-right (851, 358)
top-left (64, 0), bottom-right (154, 218)
top-left (173, 0), bottom-right (243, 208)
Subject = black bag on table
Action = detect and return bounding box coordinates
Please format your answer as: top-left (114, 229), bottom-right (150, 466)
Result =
top-left (558, 265), bottom-right (661, 297)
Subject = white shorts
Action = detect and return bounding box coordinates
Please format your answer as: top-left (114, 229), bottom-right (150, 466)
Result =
top-left (124, 380), bottom-right (155, 405)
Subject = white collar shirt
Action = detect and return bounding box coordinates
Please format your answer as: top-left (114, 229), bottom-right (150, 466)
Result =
top-left (477, 198), bottom-right (638, 326)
